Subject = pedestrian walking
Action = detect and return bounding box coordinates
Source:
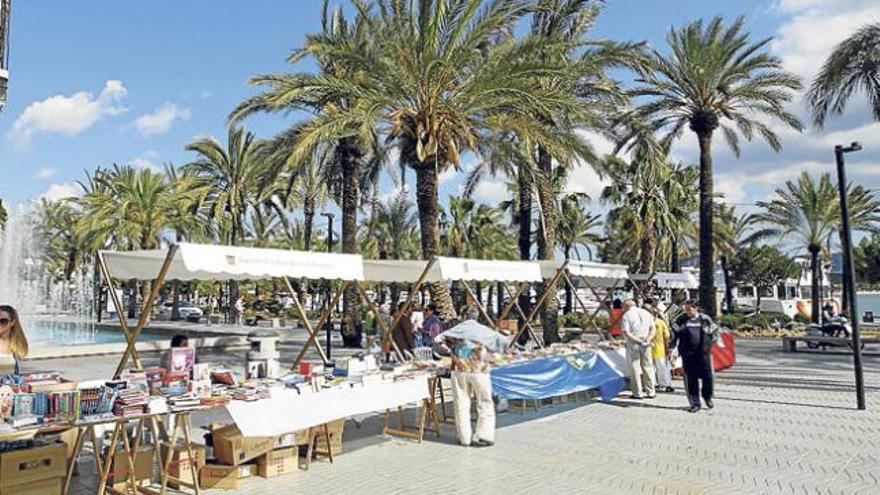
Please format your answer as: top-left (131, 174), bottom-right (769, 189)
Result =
top-left (621, 299), bottom-right (656, 399)
top-left (672, 300), bottom-right (720, 412)
top-left (649, 305), bottom-right (674, 393)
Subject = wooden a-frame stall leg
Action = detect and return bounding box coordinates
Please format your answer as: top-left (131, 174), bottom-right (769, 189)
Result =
top-left (96, 251), bottom-right (145, 372)
top-left (98, 245), bottom-right (178, 378)
top-left (497, 282), bottom-right (542, 344)
top-left (354, 281), bottom-right (405, 362)
top-left (508, 267), bottom-right (567, 348)
top-left (583, 277), bottom-right (624, 337)
top-left (561, 271), bottom-right (608, 342)
top-left (288, 277), bottom-right (348, 369)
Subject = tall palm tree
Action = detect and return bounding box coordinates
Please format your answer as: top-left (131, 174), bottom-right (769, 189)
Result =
top-left (624, 16), bottom-right (803, 315)
top-left (231, 3), bottom-right (385, 341)
top-left (184, 127), bottom-right (267, 318)
top-left (713, 204), bottom-right (773, 312)
top-left (600, 149), bottom-right (688, 275)
top-left (757, 172), bottom-right (880, 322)
top-left (184, 127), bottom-right (268, 247)
top-left (0, 200), bottom-right (6, 230)
top-left (529, 0), bottom-right (643, 342)
top-left (808, 23), bottom-right (880, 128)
top-left (286, 0), bottom-right (589, 321)
top-left (557, 195), bottom-right (601, 313)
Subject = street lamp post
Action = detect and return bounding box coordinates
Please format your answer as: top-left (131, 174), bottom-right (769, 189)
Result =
top-left (321, 212), bottom-right (334, 360)
top-left (834, 142), bottom-right (865, 410)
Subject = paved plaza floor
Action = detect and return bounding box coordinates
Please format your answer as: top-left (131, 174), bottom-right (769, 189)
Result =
top-left (49, 339), bottom-right (878, 495)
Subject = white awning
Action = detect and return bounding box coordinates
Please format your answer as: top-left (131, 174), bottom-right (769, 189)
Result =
top-left (541, 260), bottom-right (630, 287)
top-left (100, 243), bottom-right (365, 281)
top-left (630, 271), bottom-right (699, 289)
top-left (362, 257), bottom-right (543, 283)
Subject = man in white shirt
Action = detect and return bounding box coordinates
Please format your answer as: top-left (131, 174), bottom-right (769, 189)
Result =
top-left (620, 299), bottom-right (656, 399)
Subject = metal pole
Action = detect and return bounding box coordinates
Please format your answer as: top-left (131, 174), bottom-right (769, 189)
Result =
top-left (322, 212), bottom-right (334, 360)
top-left (835, 143), bottom-right (865, 410)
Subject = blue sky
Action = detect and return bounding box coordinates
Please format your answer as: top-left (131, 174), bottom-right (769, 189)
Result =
top-left (1, 0), bottom-right (879, 230)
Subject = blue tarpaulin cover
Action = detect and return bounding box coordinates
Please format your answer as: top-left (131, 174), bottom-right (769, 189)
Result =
top-left (491, 351), bottom-right (625, 402)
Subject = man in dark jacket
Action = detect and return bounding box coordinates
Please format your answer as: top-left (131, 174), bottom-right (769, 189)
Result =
top-left (672, 300), bottom-right (719, 412)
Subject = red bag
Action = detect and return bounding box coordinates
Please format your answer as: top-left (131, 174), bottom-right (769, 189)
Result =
top-left (711, 332), bottom-right (736, 371)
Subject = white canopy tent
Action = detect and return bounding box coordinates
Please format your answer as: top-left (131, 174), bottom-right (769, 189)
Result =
top-left (360, 257), bottom-right (545, 353)
top-left (538, 260), bottom-right (632, 340)
top-left (97, 243), bottom-right (365, 377)
top-left (630, 271), bottom-right (699, 290)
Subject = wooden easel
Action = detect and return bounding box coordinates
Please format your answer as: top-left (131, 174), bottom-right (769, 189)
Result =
top-left (286, 276), bottom-right (348, 368)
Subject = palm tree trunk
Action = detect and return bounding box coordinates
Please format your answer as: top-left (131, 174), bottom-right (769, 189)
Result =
top-left (697, 131), bottom-right (717, 317)
top-left (339, 138), bottom-right (362, 346)
top-left (536, 146), bottom-right (560, 344)
top-left (564, 247), bottom-right (573, 314)
top-left (303, 199), bottom-right (315, 251)
top-left (809, 243), bottom-right (821, 324)
top-left (517, 163), bottom-right (533, 329)
top-left (414, 163), bottom-right (455, 320)
top-left (720, 255), bottom-right (734, 313)
top-left (640, 229), bottom-right (656, 275)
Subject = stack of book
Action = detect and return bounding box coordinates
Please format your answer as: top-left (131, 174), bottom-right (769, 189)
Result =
top-left (79, 386), bottom-right (116, 419)
top-left (167, 394), bottom-right (202, 412)
top-left (31, 390), bottom-right (80, 422)
top-left (113, 389), bottom-right (149, 416)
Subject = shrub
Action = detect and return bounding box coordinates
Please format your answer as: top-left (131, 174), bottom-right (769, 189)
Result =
top-left (559, 312), bottom-right (588, 329)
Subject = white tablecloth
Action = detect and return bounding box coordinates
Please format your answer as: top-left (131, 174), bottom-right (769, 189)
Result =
top-left (226, 376), bottom-right (430, 437)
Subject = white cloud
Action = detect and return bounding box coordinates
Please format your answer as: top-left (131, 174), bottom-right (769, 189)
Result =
top-left (129, 150), bottom-right (162, 172)
top-left (37, 183), bottom-right (79, 202)
top-left (565, 163), bottom-right (608, 200)
top-left (133, 103), bottom-right (191, 136)
top-left (8, 80), bottom-right (127, 146)
top-left (772, 0), bottom-right (880, 79)
top-left (472, 180), bottom-right (509, 203)
top-left (438, 166), bottom-right (458, 186)
top-left (34, 167), bottom-right (56, 180)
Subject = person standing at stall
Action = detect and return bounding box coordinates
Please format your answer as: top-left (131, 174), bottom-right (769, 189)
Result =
top-left (391, 302), bottom-right (415, 356)
top-left (672, 300), bottom-right (719, 412)
top-left (609, 299), bottom-right (624, 338)
top-left (0, 305), bottom-right (28, 376)
top-left (621, 299), bottom-right (656, 399)
top-left (435, 307), bottom-right (495, 447)
top-left (649, 305), bottom-right (674, 393)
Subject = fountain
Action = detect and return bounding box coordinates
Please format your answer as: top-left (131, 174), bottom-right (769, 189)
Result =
top-left (0, 202), bottom-right (97, 345)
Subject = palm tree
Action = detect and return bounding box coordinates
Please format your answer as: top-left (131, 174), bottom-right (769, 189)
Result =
top-left (757, 172), bottom-right (880, 322)
top-left (624, 16), bottom-right (803, 315)
top-left (0, 200), bottom-right (7, 230)
top-left (285, 0), bottom-right (590, 321)
top-left (184, 127), bottom-right (267, 319)
top-left (713, 204), bottom-right (773, 312)
top-left (38, 199), bottom-right (83, 281)
top-left (808, 23), bottom-right (880, 128)
top-left (600, 149), bottom-right (689, 275)
top-left (231, 3), bottom-right (385, 342)
top-left (184, 127), bottom-right (268, 247)
top-left (557, 195), bottom-right (601, 313)
top-left (529, 0), bottom-right (643, 342)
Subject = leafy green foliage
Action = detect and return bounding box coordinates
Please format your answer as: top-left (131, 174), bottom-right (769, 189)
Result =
top-left (728, 245), bottom-right (799, 308)
top-left (855, 234), bottom-right (880, 286)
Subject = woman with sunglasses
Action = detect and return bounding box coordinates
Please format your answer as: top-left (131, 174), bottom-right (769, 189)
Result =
top-left (0, 305), bottom-right (28, 375)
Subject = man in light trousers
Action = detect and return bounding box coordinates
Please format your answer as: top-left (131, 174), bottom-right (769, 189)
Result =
top-left (621, 299), bottom-right (656, 399)
top-left (436, 307), bottom-right (495, 447)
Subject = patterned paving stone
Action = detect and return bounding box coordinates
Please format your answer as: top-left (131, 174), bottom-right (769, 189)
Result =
top-left (59, 339), bottom-right (879, 494)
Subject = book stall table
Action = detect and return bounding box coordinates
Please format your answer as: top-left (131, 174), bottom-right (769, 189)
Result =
top-left (59, 409), bottom-right (205, 495)
top-left (490, 345), bottom-right (627, 404)
top-left (225, 372), bottom-right (440, 442)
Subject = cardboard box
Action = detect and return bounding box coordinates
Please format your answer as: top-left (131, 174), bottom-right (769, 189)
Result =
top-left (108, 445), bottom-right (154, 490)
top-left (55, 429), bottom-right (78, 469)
top-left (199, 463), bottom-right (253, 490)
top-left (313, 419), bottom-right (345, 456)
top-left (212, 424), bottom-right (278, 466)
top-left (0, 477), bottom-right (62, 495)
top-left (256, 447), bottom-right (297, 478)
top-left (160, 443), bottom-right (206, 487)
top-left (0, 443), bottom-right (66, 488)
